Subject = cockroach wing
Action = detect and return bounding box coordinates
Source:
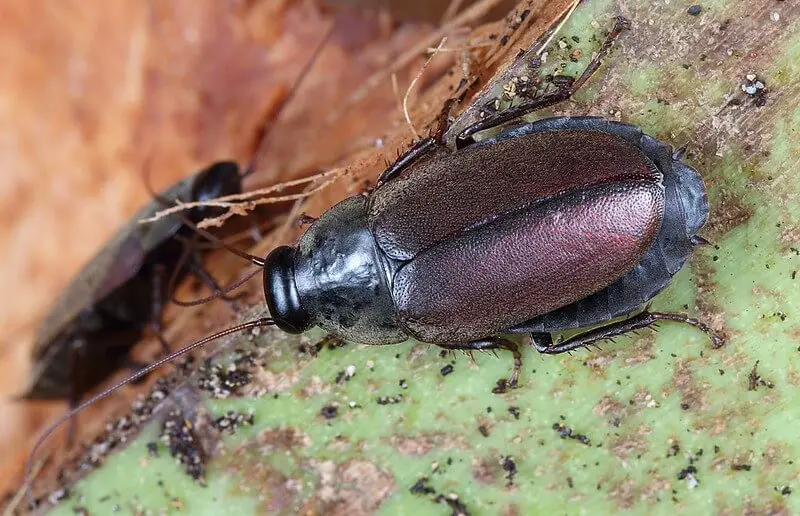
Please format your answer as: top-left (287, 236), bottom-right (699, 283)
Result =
top-left (496, 117), bottom-right (710, 333)
top-left (368, 130), bottom-right (661, 261)
top-left (31, 175), bottom-right (196, 358)
top-left (391, 181), bottom-right (665, 342)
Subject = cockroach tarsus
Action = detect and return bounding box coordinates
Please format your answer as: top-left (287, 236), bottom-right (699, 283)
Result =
top-left (24, 14), bottom-right (726, 508)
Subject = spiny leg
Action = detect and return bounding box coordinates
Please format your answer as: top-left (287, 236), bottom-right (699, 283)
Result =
top-left (186, 252), bottom-right (245, 305)
top-left (531, 310), bottom-right (724, 355)
top-left (435, 337), bottom-right (522, 388)
top-left (375, 98), bottom-right (460, 188)
top-left (457, 16), bottom-right (631, 146)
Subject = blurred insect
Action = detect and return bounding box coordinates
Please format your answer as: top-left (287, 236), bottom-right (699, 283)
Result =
top-left (21, 28), bottom-right (334, 412)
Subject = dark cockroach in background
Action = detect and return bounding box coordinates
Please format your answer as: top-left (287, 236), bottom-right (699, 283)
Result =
top-left (20, 29), bottom-right (334, 415)
top-left (25, 12), bottom-right (726, 503)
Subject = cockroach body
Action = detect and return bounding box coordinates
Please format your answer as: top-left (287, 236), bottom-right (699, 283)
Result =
top-left (24, 162), bottom-right (243, 404)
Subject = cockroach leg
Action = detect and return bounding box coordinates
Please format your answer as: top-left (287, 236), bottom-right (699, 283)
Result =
top-left (375, 138), bottom-right (439, 187)
top-left (531, 310), bottom-right (724, 355)
top-left (457, 16), bottom-right (631, 146)
top-left (435, 337), bottom-right (522, 389)
top-left (375, 98), bottom-right (460, 188)
top-left (186, 252), bottom-right (246, 306)
top-left (150, 264), bottom-right (171, 354)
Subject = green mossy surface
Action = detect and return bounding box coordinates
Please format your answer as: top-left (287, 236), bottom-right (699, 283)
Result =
top-left (49, 0), bottom-right (799, 514)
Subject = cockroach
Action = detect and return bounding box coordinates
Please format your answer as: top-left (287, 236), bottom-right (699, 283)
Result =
top-left (21, 28), bottom-right (333, 410)
top-left (26, 15), bottom-right (724, 503)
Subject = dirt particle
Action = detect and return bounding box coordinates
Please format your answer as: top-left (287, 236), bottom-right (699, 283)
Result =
top-left (492, 378), bottom-right (509, 394)
top-left (502, 456), bottom-right (517, 487)
top-left (435, 493), bottom-right (471, 516)
top-left (686, 5), bottom-right (702, 16)
top-left (676, 465), bottom-right (699, 483)
top-left (376, 394), bottom-right (403, 405)
top-left (212, 410), bottom-right (255, 435)
top-left (146, 441), bottom-right (159, 458)
top-left (552, 422), bottom-right (591, 445)
top-left (160, 408), bottom-right (207, 482)
top-left (741, 73), bottom-right (768, 107)
top-left (320, 404), bottom-right (339, 419)
top-left (410, 476), bottom-right (471, 516)
top-left (747, 361), bottom-right (775, 390)
top-left (196, 351), bottom-right (256, 399)
top-left (410, 477), bottom-right (436, 495)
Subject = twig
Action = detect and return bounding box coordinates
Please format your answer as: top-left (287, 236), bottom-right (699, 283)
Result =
top-left (403, 37), bottom-right (448, 140)
top-left (139, 167), bottom-right (347, 224)
top-left (536, 0), bottom-right (581, 57)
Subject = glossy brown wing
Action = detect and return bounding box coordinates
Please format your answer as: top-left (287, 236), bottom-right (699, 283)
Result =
top-left (392, 181), bottom-right (664, 343)
top-left (369, 130), bottom-right (660, 261)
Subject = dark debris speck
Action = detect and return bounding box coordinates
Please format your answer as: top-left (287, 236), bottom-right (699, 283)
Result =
top-left (410, 476), bottom-right (471, 516)
top-left (195, 351), bottom-right (257, 399)
top-left (508, 406), bottom-right (520, 420)
top-left (677, 465), bottom-right (698, 481)
top-left (748, 361), bottom-right (775, 390)
top-left (146, 441), bottom-right (159, 458)
top-left (435, 493), bottom-right (471, 516)
top-left (160, 408), bottom-right (206, 482)
top-left (320, 404), bottom-right (339, 419)
top-left (410, 477), bottom-right (436, 495)
top-left (552, 422), bottom-right (591, 445)
top-left (741, 73), bottom-right (768, 107)
top-left (502, 456), bottom-right (517, 486)
top-left (377, 394), bottom-right (404, 405)
top-left (732, 463), bottom-right (752, 471)
top-left (667, 442), bottom-right (681, 457)
top-left (492, 379), bottom-right (508, 394)
top-left (686, 5), bottom-right (702, 16)
top-left (212, 410), bottom-right (255, 434)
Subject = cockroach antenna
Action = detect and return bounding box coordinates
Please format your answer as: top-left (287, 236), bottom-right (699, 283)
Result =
top-left (24, 317), bottom-right (276, 508)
